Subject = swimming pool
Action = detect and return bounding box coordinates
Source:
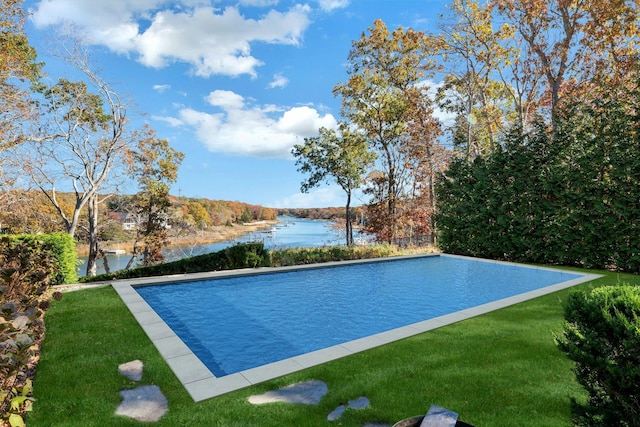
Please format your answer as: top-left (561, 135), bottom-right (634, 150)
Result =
top-left (113, 254), bottom-right (600, 401)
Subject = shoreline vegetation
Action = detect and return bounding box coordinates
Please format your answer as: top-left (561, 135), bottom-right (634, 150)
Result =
top-left (75, 220), bottom-right (279, 257)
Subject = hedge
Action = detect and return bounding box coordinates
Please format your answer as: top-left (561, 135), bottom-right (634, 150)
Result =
top-left (435, 83), bottom-right (640, 272)
top-left (81, 242), bottom-right (269, 282)
top-left (1, 232), bottom-right (78, 285)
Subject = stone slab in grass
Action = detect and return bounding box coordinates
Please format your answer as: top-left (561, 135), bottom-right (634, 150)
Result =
top-left (116, 385), bottom-right (168, 422)
top-left (118, 359), bottom-right (144, 381)
top-left (328, 396), bottom-right (371, 421)
top-left (348, 396), bottom-right (370, 409)
top-left (248, 380), bottom-right (328, 405)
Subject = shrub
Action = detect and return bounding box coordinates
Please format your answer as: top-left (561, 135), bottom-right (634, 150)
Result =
top-left (82, 243), bottom-right (422, 282)
top-left (556, 285), bottom-right (640, 426)
top-left (0, 238), bottom-right (61, 427)
top-left (2, 233), bottom-right (78, 285)
top-left (268, 244), bottom-right (404, 267)
top-left (222, 243), bottom-right (269, 269)
top-left (82, 243), bottom-right (269, 282)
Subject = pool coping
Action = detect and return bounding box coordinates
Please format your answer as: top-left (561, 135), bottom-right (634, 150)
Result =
top-left (111, 253), bottom-right (602, 402)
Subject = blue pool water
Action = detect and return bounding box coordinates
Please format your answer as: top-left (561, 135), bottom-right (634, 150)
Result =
top-left (135, 255), bottom-right (583, 377)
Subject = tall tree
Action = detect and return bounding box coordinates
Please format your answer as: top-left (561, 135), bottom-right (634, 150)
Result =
top-left (0, 0), bottom-right (42, 212)
top-left (292, 125), bottom-right (374, 245)
top-left (334, 19), bottom-right (440, 243)
top-left (403, 85), bottom-right (449, 244)
top-left (438, 0), bottom-right (508, 154)
top-left (125, 126), bottom-right (184, 269)
top-left (15, 37), bottom-right (129, 276)
top-left (492, 0), bottom-right (639, 131)
top-left (438, 0), bottom-right (543, 157)
top-left (0, 0), bottom-right (42, 152)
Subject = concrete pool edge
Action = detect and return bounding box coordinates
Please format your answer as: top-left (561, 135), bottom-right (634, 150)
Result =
top-left (111, 254), bottom-right (602, 402)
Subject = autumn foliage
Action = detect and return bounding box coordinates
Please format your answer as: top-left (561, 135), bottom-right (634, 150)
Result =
top-left (0, 236), bottom-right (65, 426)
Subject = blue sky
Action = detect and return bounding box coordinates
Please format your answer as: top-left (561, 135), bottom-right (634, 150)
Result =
top-left (24, 0), bottom-right (449, 208)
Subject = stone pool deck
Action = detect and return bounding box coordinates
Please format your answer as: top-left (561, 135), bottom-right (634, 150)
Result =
top-left (111, 254), bottom-right (602, 402)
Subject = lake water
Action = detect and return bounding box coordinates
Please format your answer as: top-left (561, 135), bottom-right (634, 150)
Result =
top-left (78, 217), bottom-right (359, 276)
top-left (134, 255), bottom-right (585, 377)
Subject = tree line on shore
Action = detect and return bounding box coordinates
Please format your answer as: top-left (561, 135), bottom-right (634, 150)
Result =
top-left (0, 189), bottom-right (281, 237)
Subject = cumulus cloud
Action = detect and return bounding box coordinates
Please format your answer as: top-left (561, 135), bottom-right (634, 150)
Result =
top-left (239, 0), bottom-right (279, 6)
top-left (178, 90), bottom-right (337, 158)
top-left (153, 84), bottom-right (171, 93)
top-left (30, 1), bottom-right (311, 78)
top-left (317, 0), bottom-right (350, 11)
top-left (268, 73), bottom-right (289, 89)
top-left (152, 115), bottom-right (184, 126)
top-left (206, 90), bottom-right (245, 109)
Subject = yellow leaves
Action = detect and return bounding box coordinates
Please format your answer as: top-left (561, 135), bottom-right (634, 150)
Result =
top-left (9, 413), bottom-right (26, 427)
top-left (498, 23), bottom-right (516, 39)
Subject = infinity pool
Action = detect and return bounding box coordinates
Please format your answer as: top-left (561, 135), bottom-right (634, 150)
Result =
top-left (133, 254), bottom-right (586, 380)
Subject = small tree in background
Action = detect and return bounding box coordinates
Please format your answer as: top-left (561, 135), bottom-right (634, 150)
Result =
top-left (126, 126), bottom-right (184, 269)
top-left (293, 125), bottom-right (374, 246)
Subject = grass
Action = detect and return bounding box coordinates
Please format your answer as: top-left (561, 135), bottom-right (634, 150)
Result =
top-left (28, 266), bottom-right (639, 426)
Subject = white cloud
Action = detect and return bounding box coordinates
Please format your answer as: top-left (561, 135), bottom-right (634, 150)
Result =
top-left (271, 186), bottom-right (346, 208)
top-left (152, 115), bottom-right (184, 127)
top-left (268, 73), bottom-right (289, 89)
top-left (178, 90), bottom-right (337, 158)
top-left (206, 90), bottom-right (246, 109)
top-left (239, 0), bottom-right (279, 6)
top-left (153, 84), bottom-right (171, 93)
top-left (417, 79), bottom-right (457, 128)
top-left (30, 1), bottom-right (312, 78)
top-left (277, 106), bottom-right (335, 135)
top-left (316, 0), bottom-right (350, 12)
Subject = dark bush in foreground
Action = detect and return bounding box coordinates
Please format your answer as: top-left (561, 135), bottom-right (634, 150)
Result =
top-left (1, 238), bottom-right (61, 426)
top-left (556, 285), bottom-right (640, 426)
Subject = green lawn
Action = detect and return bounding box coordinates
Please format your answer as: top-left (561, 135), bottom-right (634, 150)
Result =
top-left (28, 267), bottom-right (637, 426)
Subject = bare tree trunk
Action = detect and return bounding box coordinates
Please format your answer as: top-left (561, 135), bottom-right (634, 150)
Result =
top-left (85, 194), bottom-right (99, 276)
top-left (98, 249), bottom-right (111, 275)
top-left (345, 190), bottom-right (353, 246)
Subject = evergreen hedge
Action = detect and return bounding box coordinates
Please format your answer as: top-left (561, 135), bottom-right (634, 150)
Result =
top-left (81, 242), bottom-right (269, 282)
top-left (81, 243), bottom-right (416, 282)
top-left (1, 233), bottom-right (78, 284)
top-left (435, 81), bottom-right (640, 272)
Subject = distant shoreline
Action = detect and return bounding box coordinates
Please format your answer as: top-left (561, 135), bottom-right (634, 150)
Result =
top-left (76, 220), bottom-right (278, 257)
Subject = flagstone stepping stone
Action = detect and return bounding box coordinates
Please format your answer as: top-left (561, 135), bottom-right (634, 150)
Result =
top-left (115, 385), bottom-right (168, 422)
top-left (327, 404), bottom-right (346, 421)
top-left (248, 380), bottom-right (328, 405)
top-left (328, 396), bottom-right (371, 421)
top-left (348, 396), bottom-right (370, 409)
top-left (118, 360), bottom-right (144, 381)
